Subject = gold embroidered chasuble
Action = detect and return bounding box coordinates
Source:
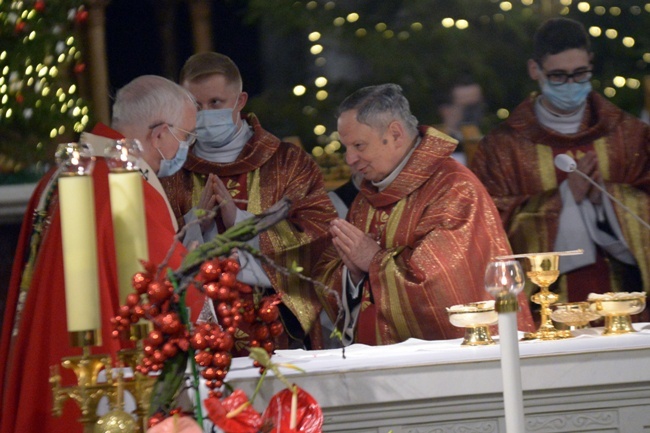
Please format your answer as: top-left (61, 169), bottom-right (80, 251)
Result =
top-left (161, 114), bottom-right (337, 338)
top-left (471, 92), bottom-right (650, 301)
top-left (317, 126), bottom-right (535, 345)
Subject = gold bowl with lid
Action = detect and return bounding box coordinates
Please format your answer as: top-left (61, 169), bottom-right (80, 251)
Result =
top-left (447, 300), bottom-right (498, 346)
top-left (588, 292), bottom-right (646, 335)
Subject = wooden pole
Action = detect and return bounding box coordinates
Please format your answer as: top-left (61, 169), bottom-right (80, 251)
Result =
top-left (188, 0), bottom-right (214, 53)
top-left (85, 0), bottom-right (111, 125)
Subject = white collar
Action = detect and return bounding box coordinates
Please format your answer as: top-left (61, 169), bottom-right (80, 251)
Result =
top-left (535, 97), bottom-right (586, 135)
top-left (372, 136), bottom-right (421, 192)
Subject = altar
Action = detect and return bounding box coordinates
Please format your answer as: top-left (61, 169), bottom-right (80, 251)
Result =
top-left (224, 324), bottom-right (650, 433)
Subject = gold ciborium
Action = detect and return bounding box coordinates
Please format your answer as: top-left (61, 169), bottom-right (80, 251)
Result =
top-left (588, 292), bottom-right (647, 335)
top-left (447, 300), bottom-right (498, 346)
top-left (522, 253), bottom-right (572, 340)
top-left (551, 302), bottom-right (600, 330)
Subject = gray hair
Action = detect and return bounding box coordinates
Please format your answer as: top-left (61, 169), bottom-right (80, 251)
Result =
top-left (337, 83), bottom-right (419, 135)
top-left (112, 75), bottom-right (195, 130)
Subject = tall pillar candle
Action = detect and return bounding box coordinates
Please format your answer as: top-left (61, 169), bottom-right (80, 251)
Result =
top-left (498, 307), bottom-right (526, 433)
top-left (484, 259), bottom-right (527, 433)
top-left (59, 174), bottom-right (101, 333)
top-left (109, 170), bottom-right (149, 303)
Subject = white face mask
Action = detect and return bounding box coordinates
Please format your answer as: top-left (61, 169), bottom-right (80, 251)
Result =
top-left (195, 95), bottom-right (240, 149)
top-left (541, 79), bottom-right (592, 113)
top-left (156, 129), bottom-right (190, 177)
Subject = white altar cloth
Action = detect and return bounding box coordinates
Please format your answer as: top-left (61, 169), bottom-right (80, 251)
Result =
top-left (223, 323), bottom-right (650, 432)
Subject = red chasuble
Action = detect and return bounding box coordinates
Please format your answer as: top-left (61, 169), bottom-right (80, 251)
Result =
top-left (471, 92), bottom-right (650, 306)
top-left (316, 126), bottom-right (535, 345)
top-left (0, 125), bottom-right (186, 433)
top-left (161, 113), bottom-right (337, 348)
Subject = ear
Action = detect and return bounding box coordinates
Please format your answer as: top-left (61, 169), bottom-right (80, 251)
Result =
top-left (235, 91), bottom-right (248, 111)
top-left (149, 123), bottom-right (167, 150)
top-left (386, 120), bottom-right (406, 145)
top-left (528, 59), bottom-right (543, 81)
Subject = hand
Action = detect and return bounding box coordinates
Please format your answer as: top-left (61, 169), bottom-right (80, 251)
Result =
top-left (213, 175), bottom-right (238, 228)
top-left (587, 170), bottom-right (603, 205)
top-left (330, 218), bottom-right (381, 285)
top-left (568, 151), bottom-right (598, 203)
top-left (197, 174), bottom-right (218, 232)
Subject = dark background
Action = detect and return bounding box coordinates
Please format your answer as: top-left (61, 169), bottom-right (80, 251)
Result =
top-left (104, 0), bottom-right (263, 103)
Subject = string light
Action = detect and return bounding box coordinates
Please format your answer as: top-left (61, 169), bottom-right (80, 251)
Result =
top-left (1, 0), bottom-right (91, 173)
top-left (304, 0), bottom-right (650, 161)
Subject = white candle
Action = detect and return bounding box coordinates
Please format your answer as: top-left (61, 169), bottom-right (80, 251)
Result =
top-left (109, 171), bottom-right (148, 304)
top-left (59, 175), bottom-right (101, 333)
top-left (498, 311), bottom-right (526, 432)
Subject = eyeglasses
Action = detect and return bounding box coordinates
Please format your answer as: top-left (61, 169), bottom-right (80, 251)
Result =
top-left (541, 68), bottom-right (593, 86)
top-left (149, 122), bottom-right (197, 146)
top-left (170, 125), bottom-right (198, 146)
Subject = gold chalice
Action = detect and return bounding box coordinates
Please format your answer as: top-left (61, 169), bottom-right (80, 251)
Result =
top-left (550, 302), bottom-right (600, 330)
top-left (447, 300), bottom-right (498, 346)
top-left (522, 253), bottom-right (572, 340)
top-left (588, 292), bottom-right (647, 335)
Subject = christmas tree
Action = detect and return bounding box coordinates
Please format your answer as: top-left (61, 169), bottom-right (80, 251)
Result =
top-left (0, 0), bottom-right (91, 183)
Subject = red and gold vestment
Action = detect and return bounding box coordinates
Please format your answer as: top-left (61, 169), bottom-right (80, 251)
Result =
top-left (317, 126), bottom-right (534, 345)
top-left (161, 114), bottom-right (337, 347)
top-left (471, 92), bottom-right (650, 303)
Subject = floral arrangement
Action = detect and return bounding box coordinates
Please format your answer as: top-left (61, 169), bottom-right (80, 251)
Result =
top-left (109, 198), bottom-right (335, 432)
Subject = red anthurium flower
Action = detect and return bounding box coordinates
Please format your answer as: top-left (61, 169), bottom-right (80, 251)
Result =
top-left (261, 387), bottom-right (323, 433)
top-left (204, 389), bottom-right (262, 433)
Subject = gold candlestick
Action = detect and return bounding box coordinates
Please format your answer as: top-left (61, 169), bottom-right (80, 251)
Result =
top-left (50, 327), bottom-right (157, 433)
top-left (118, 322), bottom-right (157, 433)
top-left (50, 332), bottom-right (115, 433)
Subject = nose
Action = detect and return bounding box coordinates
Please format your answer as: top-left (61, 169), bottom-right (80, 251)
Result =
top-left (345, 150), bottom-right (358, 167)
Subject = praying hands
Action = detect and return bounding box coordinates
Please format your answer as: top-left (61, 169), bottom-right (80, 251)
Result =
top-left (198, 173), bottom-right (238, 231)
top-left (330, 218), bottom-right (381, 285)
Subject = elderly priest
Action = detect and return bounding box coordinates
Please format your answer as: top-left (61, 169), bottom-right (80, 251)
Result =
top-left (0, 75), bottom-right (195, 433)
top-left (316, 84), bottom-right (534, 346)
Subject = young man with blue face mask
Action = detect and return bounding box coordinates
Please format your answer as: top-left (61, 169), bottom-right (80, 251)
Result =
top-left (160, 52), bottom-right (338, 351)
top-left (471, 18), bottom-right (650, 315)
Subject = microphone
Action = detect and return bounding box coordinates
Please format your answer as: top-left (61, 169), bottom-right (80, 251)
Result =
top-left (554, 153), bottom-right (650, 231)
top-left (554, 154), bottom-right (577, 173)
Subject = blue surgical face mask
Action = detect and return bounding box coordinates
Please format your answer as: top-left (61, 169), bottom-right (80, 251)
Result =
top-left (156, 131), bottom-right (190, 177)
top-left (195, 95), bottom-right (240, 149)
top-left (541, 79), bottom-right (592, 113)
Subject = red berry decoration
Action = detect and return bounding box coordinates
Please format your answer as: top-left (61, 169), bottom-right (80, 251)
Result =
top-left (132, 271), bottom-right (152, 294)
top-left (218, 271), bottom-right (236, 288)
top-left (222, 258), bottom-right (240, 274)
top-left (34, 0), bottom-right (45, 12)
top-left (109, 252), bottom-right (291, 402)
top-left (198, 259), bottom-right (221, 282)
top-left (147, 280), bottom-right (173, 304)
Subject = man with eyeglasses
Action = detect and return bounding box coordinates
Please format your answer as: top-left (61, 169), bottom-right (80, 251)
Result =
top-left (0, 75), bottom-right (198, 433)
top-left (471, 18), bottom-right (650, 309)
top-left (161, 52), bottom-right (337, 351)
